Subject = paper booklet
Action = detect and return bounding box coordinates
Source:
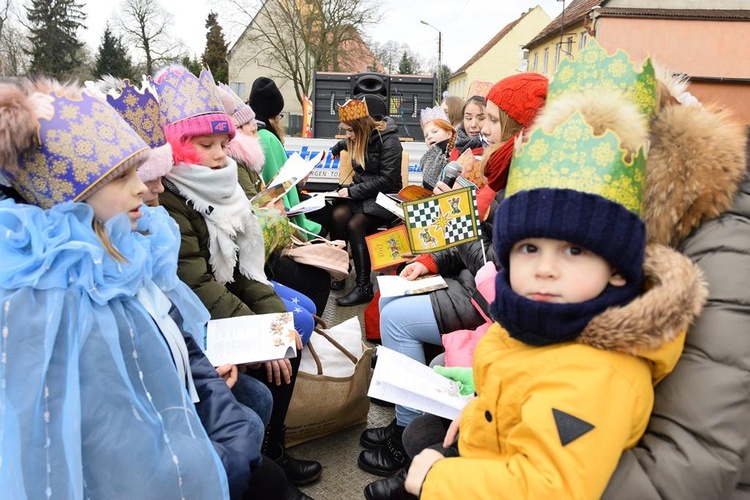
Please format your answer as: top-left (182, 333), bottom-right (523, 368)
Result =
top-left (286, 194), bottom-right (327, 216)
top-left (205, 312), bottom-right (297, 366)
top-left (271, 151), bottom-right (325, 189)
top-left (368, 346), bottom-right (470, 420)
top-left (376, 274), bottom-right (448, 298)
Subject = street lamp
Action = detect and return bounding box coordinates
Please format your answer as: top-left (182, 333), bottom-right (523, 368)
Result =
top-left (420, 20), bottom-right (442, 103)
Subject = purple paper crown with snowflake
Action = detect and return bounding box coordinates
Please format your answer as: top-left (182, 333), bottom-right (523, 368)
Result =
top-left (12, 90), bottom-right (149, 208)
top-left (106, 79), bottom-right (166, 149)
top-left (153, 66), bottom-right (235, 140)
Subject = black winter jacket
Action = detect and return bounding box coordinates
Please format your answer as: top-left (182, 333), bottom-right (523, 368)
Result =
top-left (429, 191), bottom-right (502, 333)
top-left (334, 117), bottom-right (403, 220)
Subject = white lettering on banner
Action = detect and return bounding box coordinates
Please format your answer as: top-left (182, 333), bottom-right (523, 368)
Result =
top-left (284, 137), bottom-right (427, 185)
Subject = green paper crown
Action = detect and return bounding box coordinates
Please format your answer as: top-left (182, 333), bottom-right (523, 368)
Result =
top-left (549, 39), bottom-right (657, 119)
top-left (507, 111), bottom-right (646, 215)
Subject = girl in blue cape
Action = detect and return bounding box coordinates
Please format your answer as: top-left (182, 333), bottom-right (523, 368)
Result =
top-left (0, 79), bottom-right (229, 498)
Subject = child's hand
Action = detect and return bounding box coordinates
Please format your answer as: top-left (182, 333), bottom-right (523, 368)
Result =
top-left (443, 413), bottom-right (462, 448)
top-left (405, 448), bottom-right (444, 496)
top-left (399, 261), bottom-right (429, 281)
top-left (434, 365), bottom-right (475, 395)
top-left (215, 364), bottom-right (239, 389)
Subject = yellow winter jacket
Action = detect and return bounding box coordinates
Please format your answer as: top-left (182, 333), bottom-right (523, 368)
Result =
top-left (421, 244), bottom-right (707, 499)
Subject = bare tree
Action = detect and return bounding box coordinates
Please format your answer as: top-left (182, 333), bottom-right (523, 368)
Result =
top-left (0, 0), bottom-right (30, 76)
top-left (220, 0), bottom-right (380, 105)
top-left (116, 0), bottom-right (180, 75)
top-left (0, 23), bottom-right (30, 75)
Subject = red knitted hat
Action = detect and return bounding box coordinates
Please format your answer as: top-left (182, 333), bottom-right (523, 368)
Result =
top-left (486, 73), bottom-right (548, 128)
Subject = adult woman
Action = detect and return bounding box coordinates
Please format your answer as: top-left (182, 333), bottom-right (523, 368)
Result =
top-left (602, 79), bottom-right (750, 499)
top-left (357, 74), bottom-right (548, 478)
top-left (328, 97), bottom-right (403, 306)
top-left (248, 76), bottom-right (323, 238)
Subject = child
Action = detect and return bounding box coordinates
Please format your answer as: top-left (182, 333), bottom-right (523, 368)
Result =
top-left (153, 66), bottom-right (322, 490)
top-left (419, 106), bottom-right (456, 191)
top-left (0, 79), bottom-right (229, 498)
top-left (402, 74), bottom-right (708, 498)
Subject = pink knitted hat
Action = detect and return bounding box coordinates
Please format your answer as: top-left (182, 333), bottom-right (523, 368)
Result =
top-left (217, 83), bottom-right (256, 128)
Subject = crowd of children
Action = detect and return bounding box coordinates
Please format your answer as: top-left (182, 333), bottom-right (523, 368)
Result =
top-left (0, 36), bottom-right (748, 500)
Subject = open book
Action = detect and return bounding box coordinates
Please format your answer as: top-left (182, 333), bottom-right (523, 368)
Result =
top-left (251, 151), bottom-right (326, 207)
top-left (376, 274), bottom-right (448, 298)
top-left (368, 346), bottom-right (470, 420)
top-left (204, 312), bottom-right (297, 366)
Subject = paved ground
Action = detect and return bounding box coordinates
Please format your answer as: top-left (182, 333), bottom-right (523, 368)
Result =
top-left (292, 273), bottom-right (396, 499)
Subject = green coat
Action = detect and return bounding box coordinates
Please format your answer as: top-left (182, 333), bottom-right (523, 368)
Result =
top-left (257, 128), bottom-right (321, 239)
top-left (159, 179), bottom-right (285, 320)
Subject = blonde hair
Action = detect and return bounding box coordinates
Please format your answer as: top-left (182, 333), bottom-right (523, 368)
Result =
top-left (267, 115), bottom-right (286, 143)
top-left (93, 219), bottom-right (126, 262)
top-left (344, 116), bottom-right (387, 167)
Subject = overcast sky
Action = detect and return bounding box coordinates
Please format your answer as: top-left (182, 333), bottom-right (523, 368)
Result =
top-left (80, 0), bottom-right (565, 71)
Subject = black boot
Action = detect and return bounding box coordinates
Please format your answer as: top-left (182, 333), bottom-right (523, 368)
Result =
top-left (360, 418), bottom-right (398, 448)
top-left (274, 450), bottom-right (322, 486)
top-left (285, 482), bottom-right (314, 500)
top-left (358, 425), bottom-right (409, 476)
top-left (330, 278), bottom-right (346, 291)
top-left (364, 470), bottom-right (417, 500)
top-left (265, 425), bottom-right (322, 486)
top-left (336, 243), bottom-right (374, 306)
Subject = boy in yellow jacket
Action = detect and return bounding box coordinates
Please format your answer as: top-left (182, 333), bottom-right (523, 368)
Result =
top-left (404, 43), bottom-right (708, 499)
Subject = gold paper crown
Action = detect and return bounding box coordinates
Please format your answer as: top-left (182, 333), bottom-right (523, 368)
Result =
top-left (508, 111), bottom-right (646, 215)
top-left (338, 98), bottom-right (369, 122)
top-left (549, 39), bottom-right (658, 119)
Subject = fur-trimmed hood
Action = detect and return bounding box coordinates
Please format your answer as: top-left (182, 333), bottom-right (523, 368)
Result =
top-left (643, 85), bottom-right (747, 247)
top-left (225, 132), bottom-right (265, 173)
top-left (578, 243), bottom-right (707, 383)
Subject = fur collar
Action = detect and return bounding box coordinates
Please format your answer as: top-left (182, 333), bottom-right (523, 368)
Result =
top-left (225, 132), bottom-right (265, 173)
top-left (643, 103), bottom-right (747, 247)
top-left (578, 244), bottom-right (707, 354)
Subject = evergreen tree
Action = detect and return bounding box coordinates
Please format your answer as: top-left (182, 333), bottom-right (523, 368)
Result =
top-left (94, 25), bottom-right (134, 80)
top-left (398, 51), bottom-right (413, 74)
top-left (26, 0), bottom-right (86, 78)
top-left (201, 12), bottom-right (228, 83)
top-left (181, 55), bottom-right (201, 76)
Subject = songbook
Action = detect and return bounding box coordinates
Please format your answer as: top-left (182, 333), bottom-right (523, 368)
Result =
top-left (376, 274), bottom-right (448, 298)
top-left (365, 225), bottom-right (411, 271)
top-left (204, 312), bottom-right (297, 366)
top-left (270, 151), bottom-right (325, 188)
top-left (285, 194), bottom-right (327, 216)
top-left (368, 346), bottom-right (470, 420)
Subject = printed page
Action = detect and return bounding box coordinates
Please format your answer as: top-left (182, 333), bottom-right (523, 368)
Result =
top-left (270, 151), bottom-right (325, 188)
top-left (205, 312), bottom-right (296, 366)
top-left (368, 346), bottom-right (468, 420)
top-left (286, 194), bottom-right (326, 216)
top-left (376, 274), bottom-right (448, 298)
